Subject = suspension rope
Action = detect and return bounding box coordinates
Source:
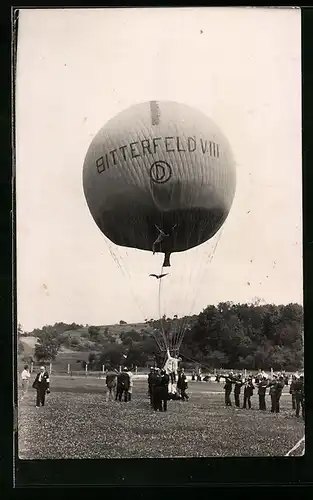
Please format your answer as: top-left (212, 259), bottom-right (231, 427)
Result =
top-left (175, 227), bottom-right (224, 350)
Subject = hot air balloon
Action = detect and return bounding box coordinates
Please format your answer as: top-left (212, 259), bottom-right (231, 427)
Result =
top-left (83, 100), bottom-right (236, 268)
top-left (83, 100), bottom-right (236, 358)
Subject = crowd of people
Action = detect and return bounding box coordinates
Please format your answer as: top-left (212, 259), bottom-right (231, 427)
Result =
top-left (219, 372), bottom-right (305, 419)
top-left (20, 362), bottom-right (304, 420)
top-left (106, 365), bottom-right (189, 411)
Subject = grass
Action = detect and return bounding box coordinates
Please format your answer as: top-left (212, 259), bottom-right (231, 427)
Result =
top-left (18, 377), bottom-right (304, 460)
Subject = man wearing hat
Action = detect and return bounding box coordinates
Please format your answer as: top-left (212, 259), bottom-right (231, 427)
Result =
top-left (222, 372), bottom-right (235, 407)
top-left (115, 367), bottom-right (130, 402)
top-left (257, 376), bottom-right (269, 411)
top-left (294, 375), bottom-right (305, 419)
top-left (153, 369), bottom-right (170, 411)
top-left (148, 367), bottom-right (157, 407)
top-left (234, 374), bottom-right (244, 408)
top-left (269, 375), bottom-right (284, 413)
top-left (274, 376), bottom-right (285, 413)
top-left (243, 377), bottom-right (254, 409)
top-left (269, 375), bottom-right (278, 412)
top-left (32, 365), bottom-right (50, 408)
top-left (289, 375), bottom-right (297, 410)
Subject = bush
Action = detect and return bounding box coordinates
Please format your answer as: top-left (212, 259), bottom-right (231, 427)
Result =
top-left (34, 341), bottom-right (58, 362)
top-left (70, 337), bottom-right (80, 348)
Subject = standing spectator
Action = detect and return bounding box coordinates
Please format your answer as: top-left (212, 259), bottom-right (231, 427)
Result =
top-left (258, 376), bottom-right (268, 411)
top-left (115, 368), bottom-right (130, 402)
top-left (243, 377), bottom-right (254, 409)
top-left (289, 375), bottom-right (297, 410)
top-left (294, 375), bottom-right (304, 419)
top-left (148, 367), bottom-right (156, 407)
top-left (273, 376), bottom-right (285, 413)
top-left (105, 368), bottom-right (117, 402)
top-left (21, 365), bottom-right (31, 396)
top-left (269, 377), bottom-right (277, 413)
top-left (32, 365), bottom-right (50, 408)
top-left (152, 369), bottom-right (163, 411)
top-left (234, 374), bottom-right (244, 408)
top-left (283, 371), bottom-right (289, 386)
top-left (127, 368), bottom-right (134, 401)
top-left (177, 368), bottom-right (189, 401)
top-left (159, 369), bottom-right (170, 412)
top-left (223, 373), bottom-right (234, 407)
top-left (149, 367), bottom-right (161, 408)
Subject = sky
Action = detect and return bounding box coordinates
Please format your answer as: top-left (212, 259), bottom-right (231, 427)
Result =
top-left (16, 7), bottom-right (302, 332)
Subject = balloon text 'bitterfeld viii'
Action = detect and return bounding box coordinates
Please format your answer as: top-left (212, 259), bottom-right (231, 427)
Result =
top-left (95, 137), bottom-right (220, 174)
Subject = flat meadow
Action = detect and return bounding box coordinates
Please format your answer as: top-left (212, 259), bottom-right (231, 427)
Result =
top-left (18, 375), bottom-right (304, 459)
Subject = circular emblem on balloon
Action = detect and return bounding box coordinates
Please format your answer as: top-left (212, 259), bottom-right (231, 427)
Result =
top-left (150, 161), bottom-right (172, 184)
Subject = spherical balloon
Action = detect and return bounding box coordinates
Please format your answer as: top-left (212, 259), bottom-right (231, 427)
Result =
top-left (83, 100), bottom-right (236, 266)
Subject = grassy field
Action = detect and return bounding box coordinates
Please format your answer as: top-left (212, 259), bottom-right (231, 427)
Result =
top-left (18, 376), bottom-right (304, 460)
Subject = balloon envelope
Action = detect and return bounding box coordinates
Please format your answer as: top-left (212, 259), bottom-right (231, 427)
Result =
top-left (83, 101), bottom-right (236, 261)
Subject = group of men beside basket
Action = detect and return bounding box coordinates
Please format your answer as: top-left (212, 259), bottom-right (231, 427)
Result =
top-left (147, 366), bottom-right (189, 411)
top-left (221, 372), bottom-right (305, 418)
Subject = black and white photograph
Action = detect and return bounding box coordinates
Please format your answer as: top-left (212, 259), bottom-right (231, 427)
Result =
top-left (15, 7), bottom-right (304, 460)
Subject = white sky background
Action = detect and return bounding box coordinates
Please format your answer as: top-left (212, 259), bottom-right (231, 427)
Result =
top-left (16, 7), bottom-right (302, 332)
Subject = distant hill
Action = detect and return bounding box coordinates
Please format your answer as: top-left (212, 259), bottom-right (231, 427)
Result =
top-left (17, 303), bottom-right (304, 373)
top-left (18, 321), bottom-right (156, 370)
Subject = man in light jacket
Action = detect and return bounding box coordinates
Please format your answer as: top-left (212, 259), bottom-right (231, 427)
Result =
top-left (127, 368), bottom-right (134, 401)
top-left (21, 364), bottom-right (31, 396)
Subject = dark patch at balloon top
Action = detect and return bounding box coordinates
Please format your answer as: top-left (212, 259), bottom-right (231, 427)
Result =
top-left (150, 101), bottom-right (160, 126)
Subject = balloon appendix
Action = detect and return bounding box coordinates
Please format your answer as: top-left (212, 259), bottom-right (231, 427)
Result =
top-left (83, 100), bottom-right (236, 358)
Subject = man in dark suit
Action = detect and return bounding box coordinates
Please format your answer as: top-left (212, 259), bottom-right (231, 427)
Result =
top-left (115, 368), bottom-right (130, 402)
top-left (243, 377), bottom-right (254, 409)
top-left (177, 368), bottom-right (189, 401)
top-left (223, 373), bottom-right (234, 406)
top-left (273, 376), bottom-right (285, 413)
top-left (258, 376), bottom-right (269, 411)
top-left (269, 376), bottom-right (278, 412)
top-left (148, 367), bottom-right (156, 407)
top-left (151, 369), bottom-right (162, 411)
top-left (289, 375), bottom-right (297, 410)
top-left (32, 365), bottom-right (50, 408)
top-left (269, 376), bottom-right (285, 413)
top-left (234, 374), bottom-right (244, 407)
top-left (159, 370), bottom-right (170, 412)
top-left (294, 375), bottom-right (304, 419)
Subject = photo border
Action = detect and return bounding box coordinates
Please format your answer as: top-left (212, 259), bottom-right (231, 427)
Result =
top-left (3, 5), bottom-right (312, 490)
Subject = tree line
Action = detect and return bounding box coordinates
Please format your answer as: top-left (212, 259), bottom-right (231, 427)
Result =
top-left (19, 302), bottom-right (303, 372)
